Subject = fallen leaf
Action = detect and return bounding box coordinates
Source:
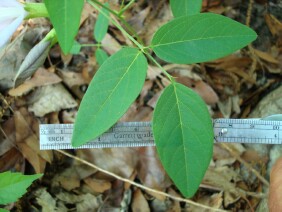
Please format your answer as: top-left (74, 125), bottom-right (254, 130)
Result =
top-left (52, 167), bottom-right (80, 191)
top-left (131, 189), bottom-right (150, 212)
top-left (0, 30), bottom-right (30, 89)
top-left (28, 83), bottom-right (77, 117)
top-left (203, 166), bottom-right (242, 207)
top-left (84, 177), bottom-right (111, 193)
top-left (56, 192), bottom-right (103, 211)
top-left (58, 70), bottom-right (85, 88)
top-left (35, 188), bottom-right (59, 211)
top-left (9, 68), bottom-right (62, 97)
top-left (76, 148), bottom-right (138, 179)
top-left (173, 71), bottom-right (219, 105)
top-left (187, 192), bottom-right (223, 211)
top-left (101, 33), bottom-right (121, 55)
top-left (254, 49), bottom-right (279, 64)
top-left (265, 14), bottom-right (282, 37)
top-left (14, 108), bottom-right (53, 173)
top-left (137, 146), bottom-right (171, 200)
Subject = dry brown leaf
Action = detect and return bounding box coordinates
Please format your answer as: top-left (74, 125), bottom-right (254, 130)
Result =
top-left (84, 177), bottom-right (111, 193)
top-left (101, 33), bottom-right (121, 55)
top-left (147, 91), bottom-right (161, 109)
top-left (139, 80), bottom-right (153, 106)
top-left (265, 14), bottom-right (282, 37)
top-left (167, 188), bottom-right (181, 212)
top-left (203, 166), bottom-right (242, 207)
top-left (14, 109), bottom-right (53, 173)
top-left (0, 30), bottom-right (31, 89)
top-left (207, 56), bottom-right (255, 84)
top-left (28, 83), bottom-right (77, 117)
top-left (170, 68), bottom-right (219, 105)
top-left (59, 69), bottom-right (86, 88)
top-left (52, 167), bottom-right (80, 191)
top-left (217, 95), bottom-right (241, 118)
top-left (214, 143), bottom-right (246, 167)
top-left (254, 49), bottom-right (279, 64)
top-left (25, 134), bottom-right (53, 163)
top-left (187, 192), bottom-right (223, 212)
top-left (76, 148), bottom-right (138, 179)
top-left (0, 118), bottom-right (16, 156)
top-left (35, 188), bottom-right (59, 212)
top-left (141, 3), bottom-right (172, 46)
top-left (0, 148), bottom-right (24, 173)
top-left (17, 142), bottom-right (46, 173)
top-left (147, 65), bottom-right (162, 81)
top-left (128, 7), bottom-right (151, 34)
top-left (137, 146), bottom-right (171, 200)
top-left (9, 68), bottom-right (62, 97)
top-left (120, 102), bottom-right (152, 122)
top-left (131, 189), bottom-right (150, 212)
top-left (56, 192), bottom-right (103, 211)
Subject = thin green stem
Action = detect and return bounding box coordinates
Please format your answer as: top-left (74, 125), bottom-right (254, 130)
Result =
top-left (145, 53), bottom-right (173, 81)
top-left (88, 0), bottom-right (173, 83)
top-left (43, 28), bottom-right (57, 46)
top-left (120, 0), bottom-right (125, 9)
top-left (118, 0), bottom-right (135, 16)
top-left (88, 0), bottom-right (143, 45)
top-left (90, 0), bottom-right (119, 16)
top-left (24, 3), bottom-right (49, 19)
top-left (88, 0), bottom-right (143, 50)
top-left (81, 43), bottom-right (101, 47)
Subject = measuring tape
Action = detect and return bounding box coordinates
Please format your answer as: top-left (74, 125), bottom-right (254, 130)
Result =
top-left (39, 118), bottom-right (282, 150)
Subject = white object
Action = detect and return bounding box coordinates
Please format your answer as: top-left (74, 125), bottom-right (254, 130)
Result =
top-left (0, 0), bottom-right (27, 48)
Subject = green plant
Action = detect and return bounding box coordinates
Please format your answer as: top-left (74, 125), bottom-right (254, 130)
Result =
top-left (1, 0), bottom-right (257, 198)
top-left (55, 0), bottom-right (255, 197)
top-left (0, 172), bottom-right (42, 207)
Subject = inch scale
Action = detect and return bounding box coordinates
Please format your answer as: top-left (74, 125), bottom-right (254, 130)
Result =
top-left (40, 118), bottom-right (282, 150)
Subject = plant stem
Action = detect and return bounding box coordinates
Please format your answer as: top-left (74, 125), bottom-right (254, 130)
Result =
top-left (88, 0), bottom-right (143, 45)
top-left (88, 0), bottom-right (143, 50)
top-left (24, 3), bottom-right (49, 19)
top-left (118, 0), bottom-right (135, 16)
top-left (81, 43), bottom-right (101, 47)
top-left (43, 28), bottom-right (57, 46)
top-left (145, 53), bottom-right (173, 81)
top-left (88, 0), bottom-right (174, 83)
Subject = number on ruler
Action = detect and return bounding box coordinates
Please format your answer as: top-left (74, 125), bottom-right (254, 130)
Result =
top-left (273, 125), bottom-right (279, 130)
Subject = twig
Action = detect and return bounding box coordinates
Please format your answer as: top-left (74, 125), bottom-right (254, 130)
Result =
top-left (246, 0), bottom-right (254, 27)
top-left (220, 143), bottom-right (270, 187)
top-left (56, 149), bottom-right (227, 212)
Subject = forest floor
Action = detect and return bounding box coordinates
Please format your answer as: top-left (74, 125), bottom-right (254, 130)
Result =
top-left (0, 0), bottom-right (282, 211)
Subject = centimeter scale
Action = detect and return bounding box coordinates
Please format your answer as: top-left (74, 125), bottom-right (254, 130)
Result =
top-left (40, 118), bottom-right (282, 150)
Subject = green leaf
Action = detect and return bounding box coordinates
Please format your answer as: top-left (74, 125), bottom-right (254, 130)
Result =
top-left (44, 0), bottom-right (84, 54)
top-left (170, 0), bottom-right (202, 17)
top-left (152, 82), bottom-right (213, 197)
top-left (72, 47), bottom-right (148, 147)
top-left (70, 41), bottom-right (82, 54)
top-left (0, 172), bottom-right (43, 204)
top-left (94, 2), bottom-right (110, 42)
top-left (95, 48), bottom-right (109, 66)
top-left (0, 209), bottom-right (9, 212)
top-left (151, 13), bottom-right (257, 64)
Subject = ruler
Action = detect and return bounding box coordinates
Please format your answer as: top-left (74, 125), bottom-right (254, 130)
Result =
top-left (39, 119), bottom-right (282, 150)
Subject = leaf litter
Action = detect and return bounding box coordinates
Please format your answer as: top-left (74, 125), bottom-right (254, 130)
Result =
top-left (0, 0), bottom-right (281, 211)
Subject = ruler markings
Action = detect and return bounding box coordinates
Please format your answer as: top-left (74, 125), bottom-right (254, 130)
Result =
top-left (40, 119), bottom-right (282, 150)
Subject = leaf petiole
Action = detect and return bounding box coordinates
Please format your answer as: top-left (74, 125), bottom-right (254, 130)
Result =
top-left (87, 0), bottom-right (174, 83)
